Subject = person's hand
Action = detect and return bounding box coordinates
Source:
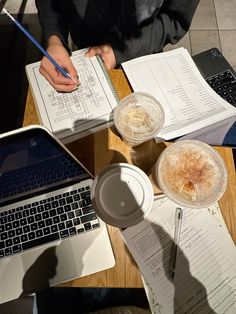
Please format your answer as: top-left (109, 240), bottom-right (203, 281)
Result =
top-left (39, 36), bottom-right (79, 92)
top-left (85, 44), bottom-right (116, 69)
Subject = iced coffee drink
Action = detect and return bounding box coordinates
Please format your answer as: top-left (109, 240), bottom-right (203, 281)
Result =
top-left (156, 140), bottom-right (228, 208)
top-left (113, 92), bottom-right (164, 146)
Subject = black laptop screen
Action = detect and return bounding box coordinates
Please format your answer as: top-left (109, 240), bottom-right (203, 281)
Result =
top-left (0, 127), bottom-right (91, 205)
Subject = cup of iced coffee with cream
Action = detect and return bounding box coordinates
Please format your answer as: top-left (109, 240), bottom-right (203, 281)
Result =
top-left (113, 92), bottom-right (165, 147)
top-left (155, 140), bottom-right (228, 208)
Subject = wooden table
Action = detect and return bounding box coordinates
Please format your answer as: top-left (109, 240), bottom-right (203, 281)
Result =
top-left (23, 69), bottom-right (236, 288)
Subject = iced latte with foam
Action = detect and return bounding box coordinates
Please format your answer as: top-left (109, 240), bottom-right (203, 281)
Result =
top-left (113, 92), bottom-right (164, 146)
top-left (155, 140), bottom-right (228, 208)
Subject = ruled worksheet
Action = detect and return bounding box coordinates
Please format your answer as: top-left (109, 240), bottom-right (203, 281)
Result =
top-left (122, 198), bottom-right (236, 313)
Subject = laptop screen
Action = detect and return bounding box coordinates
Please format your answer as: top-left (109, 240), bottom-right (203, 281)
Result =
top-left (0, 127), bottom-right (91, 205)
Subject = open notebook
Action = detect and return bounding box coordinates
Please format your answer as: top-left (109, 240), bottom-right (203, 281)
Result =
top-left (25, 49), bottom-right (119, 144)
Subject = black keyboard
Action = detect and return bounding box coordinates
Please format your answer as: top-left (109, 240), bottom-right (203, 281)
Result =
top-left (206, 69), bottom-right (236, 105)
top-left (0, 155), bottom-right (84, 199)
top-left (0, 185), bottom-right (100, 259)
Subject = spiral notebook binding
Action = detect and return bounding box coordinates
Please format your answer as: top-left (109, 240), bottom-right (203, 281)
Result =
top-left (96, 55), bottom-right (119, 102)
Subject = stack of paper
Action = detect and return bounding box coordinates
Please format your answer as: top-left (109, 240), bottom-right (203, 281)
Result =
top-left (122, 198), bottom-right (236, 313)
top-left (122, 48), bottom-right (236, 143)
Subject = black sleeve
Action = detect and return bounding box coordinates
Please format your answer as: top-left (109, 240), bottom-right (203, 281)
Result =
top-left (35, 0), bottom-right (69, 48)
top-left (113, 0), bottom-right (200, 65)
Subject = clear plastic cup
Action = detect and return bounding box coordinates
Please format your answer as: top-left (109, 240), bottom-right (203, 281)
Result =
top-left (113, 92), bottom-right (165, 147)
top-left (91, 163), bottom-right (154, 228)
top-left (155, 140), bottom-right (228, 208)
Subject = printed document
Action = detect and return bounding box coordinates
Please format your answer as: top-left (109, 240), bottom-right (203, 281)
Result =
top-left (122, 48), bottom-right (236, 141)
top-left (26, 49), bottom-right (118, 143)
top-left (122, 198), bottom-right (236, 313)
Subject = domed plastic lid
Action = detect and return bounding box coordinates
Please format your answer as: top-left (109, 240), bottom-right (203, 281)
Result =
top-left (91, 163), bottom-right (153, 228)
top-left (156, 140), bottom-right (228, 208)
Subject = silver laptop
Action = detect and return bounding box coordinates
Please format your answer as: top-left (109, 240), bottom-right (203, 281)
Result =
top-left (0, 125), bottom-right (115, 304)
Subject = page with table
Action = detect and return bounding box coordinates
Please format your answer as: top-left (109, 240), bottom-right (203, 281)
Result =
top-left (122, 48), bottom-right (236, 141)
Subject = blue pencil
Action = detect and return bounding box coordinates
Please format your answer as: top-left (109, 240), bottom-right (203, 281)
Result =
top-left (2, 8), bottom-right (71, 80)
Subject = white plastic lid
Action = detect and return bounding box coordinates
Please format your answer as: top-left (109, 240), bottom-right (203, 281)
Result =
top-left (91, 163), bottom-right (154, 228)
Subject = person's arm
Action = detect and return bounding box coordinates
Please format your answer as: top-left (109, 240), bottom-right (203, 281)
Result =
top-left (36, 0), bottom-right (69, 50)
top-left (112, 0), bottom-right (200, 65)
top-left (36, 0), bottom-right (79, 91)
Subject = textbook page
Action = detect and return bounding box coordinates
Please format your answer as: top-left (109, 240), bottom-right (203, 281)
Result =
top-left (122, 48), bottom-right (236, 141)
top-left (122, 198), bottom-right (236, 314)
top-left (26, 49), bottom-right (118, 144)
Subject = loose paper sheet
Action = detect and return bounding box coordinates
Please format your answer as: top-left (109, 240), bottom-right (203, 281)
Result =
top-left (122, 198), bottom-right (236, 313)
top-left (122, 48), bottom-right (236, 141)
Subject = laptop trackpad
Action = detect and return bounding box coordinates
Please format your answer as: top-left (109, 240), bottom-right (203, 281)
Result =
top-left (21, 240), bottom-right (77, 295)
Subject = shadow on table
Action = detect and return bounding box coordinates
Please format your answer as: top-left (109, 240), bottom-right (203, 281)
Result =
top-left (66, 123), bottom-right (128, 175)
top-left (109, 125), bottom-right (167, 173)
top-left (123, 221), bottom-right (216, 313)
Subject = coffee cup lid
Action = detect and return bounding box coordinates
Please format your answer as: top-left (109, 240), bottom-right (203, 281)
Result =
top-left (91, 163), bottom-right (153, 228)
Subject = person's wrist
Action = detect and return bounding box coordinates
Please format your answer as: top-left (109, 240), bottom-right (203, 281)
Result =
top-left (47, 35), bottom-right (63, 48)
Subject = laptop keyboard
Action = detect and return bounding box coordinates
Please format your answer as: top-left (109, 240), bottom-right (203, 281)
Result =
top-left (0, 185), bottom-right (100, 259)
top-left (0, 155), bottom-right (84, 199)
top-left (206, 69), bottom-right (236, 105)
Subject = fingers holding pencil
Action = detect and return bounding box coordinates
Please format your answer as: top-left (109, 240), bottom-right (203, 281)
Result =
top-left (2, 8), bottom-right (80, 92)
top-left (40, 42), bottom-right (80, 92)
